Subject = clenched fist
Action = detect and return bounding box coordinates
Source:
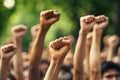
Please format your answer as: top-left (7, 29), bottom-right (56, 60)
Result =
top-left (80, 15), bottom-right (95, 33)
top-left (94, 15), bottom-right (108, 30)
top-left (40, 10), bottom-right (60, 29)
top-left (49, 37), bottom-right (71, 60)
top-left (0, 44), bottom-right (16, 62)
top-left (11, 25), bottom-right (27, 38)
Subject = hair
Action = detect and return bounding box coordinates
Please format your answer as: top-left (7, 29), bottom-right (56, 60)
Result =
top-left (39, 59), bottom-right (50, 65)
top-left (61, 65), bottom-right (71, 72)
top-left (101, 61), bottom-right (120, 76)
top-left (8, 72), bottom-right (16, 80)
top-left (39, 59), bottom-right (50, 79)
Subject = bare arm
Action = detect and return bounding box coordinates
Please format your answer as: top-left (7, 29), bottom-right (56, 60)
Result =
top-left (73, 15), bottom-right (95, 80)
top-left (89, 15), bottom-right (108, 80)
top-left (44, 37), bottom-right (71, 80)
top-left (83, 32), bottom-right (92, 79)
top-left (0, 44), bottom-right (16, 80)
top-left (29, 10), bottom-right (60, 80)
top-left (11, 25), bottom-right (27, 80)
top-left (107, 35), bottom-right (119, 61)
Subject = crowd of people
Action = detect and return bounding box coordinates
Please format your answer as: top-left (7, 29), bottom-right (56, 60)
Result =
top-left (0, 10), bottom-right (120, 80)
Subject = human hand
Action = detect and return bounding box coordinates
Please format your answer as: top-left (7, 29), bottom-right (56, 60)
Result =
top-left (49, 37), bottom-right (71, 61)
top-left (80, 15), bottom-right (95, 33)
top-left (108, 35), bottom-right (119, 47)
top-left (11, 25), bottom-right (27, 38)
top-left (0, 44), bottom-right (16, 63)
top-left (40, 10), bottom-right (60, 29)
top-left (94, 15), bottom-right (108, 30)
top-left (103, 35), bottom-right (111, 46)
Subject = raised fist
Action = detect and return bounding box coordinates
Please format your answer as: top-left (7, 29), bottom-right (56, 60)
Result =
top-left (11, 24), bottom-right (27, 38)
top-left (49, 37), bottom-right (71, 60)
top-left (40, 10), bottom-right (60, 28)
top-left (95, 15), bottom-right (108, 30)
top-left (0, 44), bottom-right (16, 62)
top-left (108, 35), bottom-right (119, 47)
top-left (80, 15), bottom-right (95, 33)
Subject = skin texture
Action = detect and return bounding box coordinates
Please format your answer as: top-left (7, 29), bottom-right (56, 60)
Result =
top-left (89, 15), bottom-right (108, 80)
top-left (0, 44), bottom-right (16, 80)
top-left (28, 10), bottom-right (60, 80)
top-left (83, 32), bottom-right (92, 79)
top-left (11, 25), bottom-right (27, 80)
top-left (73, 15), bottom-right (95, 80)
top-left (107, 35), bottom-right (119, 61)
top-left (44, 37), bottom-right (71, 80)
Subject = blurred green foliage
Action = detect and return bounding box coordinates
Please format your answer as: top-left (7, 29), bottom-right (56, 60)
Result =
top-left (0, 0), bottom-right (119, 51)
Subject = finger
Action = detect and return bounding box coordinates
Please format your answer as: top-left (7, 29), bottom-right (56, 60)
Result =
top-left (95, 15), bottom-right (108, 23)
top-left (1, 44), bottom-right (16, 53)
top-left (40, 10), bottom-right (53, 18)
top-left (12, 25), bottom-right (27, 34)
top-left (81, 15), bottom-right (95, 23)
top-left (46, 17), bottom-right (60, 25)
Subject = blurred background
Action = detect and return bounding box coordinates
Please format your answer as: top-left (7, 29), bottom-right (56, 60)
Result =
top-left (0, 0), bottom-right (120, 51)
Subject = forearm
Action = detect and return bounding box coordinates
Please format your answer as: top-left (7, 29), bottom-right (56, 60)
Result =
top-left (44, 59), bottom-right (63, 80)
top-left (73, 31), bottom-right (87, 80)
top-left (30, 27), bottom-right (47, 66)
top-left (89, 29), bottom-right (102, 80)
top-left (29, 27), bottom-right (48, 80)
top-left (83, 43), bottom-right (91, 76)
top-left (107, 46), bottom-right (114, 61)
top-left (13, 38), bottom-right (24, 80)
top-left (0, 60), bottom-right (9, 80)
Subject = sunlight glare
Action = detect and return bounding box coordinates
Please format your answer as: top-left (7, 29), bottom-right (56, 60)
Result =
top-left (4, 0), bottom-right (15, 9)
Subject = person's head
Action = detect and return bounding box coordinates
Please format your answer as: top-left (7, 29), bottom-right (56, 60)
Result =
top-left (101, 61), bottom-right (120, 80)
top-left (58, 65), bottom-right (72, 80)
top-left (41, 48), bottom-right (51, 61)
top-left (31, 24), bottom-right (39, 40)
top-left (22, 52), bottom-right (30, 70)
top-left (39, 59), bottom-right (50, 78)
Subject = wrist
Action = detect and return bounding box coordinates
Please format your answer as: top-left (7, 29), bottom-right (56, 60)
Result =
top-left (79, 31), bottom-right (88, 37)
top-left (14, 37), bottom-right (22, 44)
top-left (40, 24), bottom-right (50, 32)
top-left (94, 26), bottom-right (103, 34)
top-left (51, 58), bottom-right (64, 65)
top-left (51, 59), bottom-right (63, 71)
top-left (79, 30), bottom-right (88, 35)
top-left (0, 59), bottom-right (9, 66)
top-left (93, 28), bottom-right (103, 36)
